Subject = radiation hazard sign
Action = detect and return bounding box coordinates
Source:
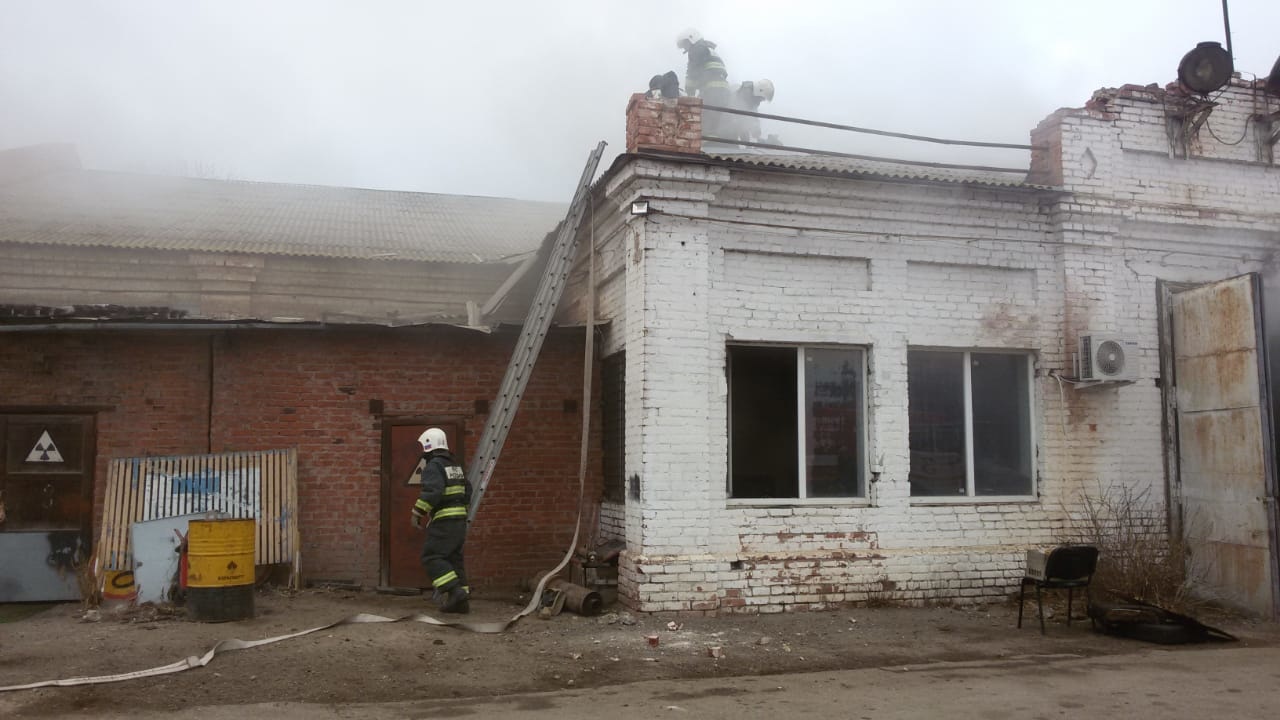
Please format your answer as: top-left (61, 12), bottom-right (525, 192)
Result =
top-left (25, 430), bottom-right (65, 463)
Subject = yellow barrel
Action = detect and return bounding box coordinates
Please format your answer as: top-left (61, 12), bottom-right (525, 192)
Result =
top-left (186, 518), bottom-right (255, 622)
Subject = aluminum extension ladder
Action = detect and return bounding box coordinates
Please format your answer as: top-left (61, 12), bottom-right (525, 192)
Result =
top-left (465, 141), bottom-right (606, 522)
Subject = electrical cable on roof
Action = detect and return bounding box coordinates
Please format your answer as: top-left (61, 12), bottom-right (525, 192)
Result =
top-left (1204, 114), bottom-right (1250, 146)
top-left (644, 211), bottom-right (1277, 262)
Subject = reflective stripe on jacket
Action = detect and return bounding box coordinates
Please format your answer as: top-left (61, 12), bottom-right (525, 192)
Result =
top-left (685, 40), bottom-right (728, 97)
top-left (411, 450), bottom-right (472, 522)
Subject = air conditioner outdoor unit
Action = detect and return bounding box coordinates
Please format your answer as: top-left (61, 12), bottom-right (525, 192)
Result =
top-left (1077, 333), bottom-right (1137, 382)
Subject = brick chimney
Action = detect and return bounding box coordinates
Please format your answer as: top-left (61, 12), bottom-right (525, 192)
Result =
top-left (625, 93), bottom-right (703, 155)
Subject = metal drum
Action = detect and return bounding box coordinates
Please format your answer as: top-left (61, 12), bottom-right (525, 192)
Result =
top-left (186, 518), bottom-right (255, 622)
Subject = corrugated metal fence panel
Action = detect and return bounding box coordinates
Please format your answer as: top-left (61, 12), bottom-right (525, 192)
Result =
top-left (96, 448), bottom-right (298, 571)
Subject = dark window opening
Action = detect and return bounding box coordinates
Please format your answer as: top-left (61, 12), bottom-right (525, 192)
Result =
top-left (805, 348), bottom-right (865, 498)
top-left (908, 350), bottom-right (1033, 498)
top-left (972, 353), bottom-right (1033, 495)
top-left (601, 352), bottom-right (625, 502)
top-left (907, 351), bottom-right (966, 496)
top-left (729, 345), bottom-right (865, 500)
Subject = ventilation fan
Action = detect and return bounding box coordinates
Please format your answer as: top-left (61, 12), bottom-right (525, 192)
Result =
top-left (1077, 333), bottom-right (1137, 382)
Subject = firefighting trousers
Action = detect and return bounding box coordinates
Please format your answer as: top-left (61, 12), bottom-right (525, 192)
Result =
top-left (420, 518), bottom-right (467, 593)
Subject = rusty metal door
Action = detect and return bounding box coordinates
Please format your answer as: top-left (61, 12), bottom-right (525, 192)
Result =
top-left (0, 414), bottom-right (95, 601)
top-left (1171, 273), bottom-right (1280, 618)
top-left (381, 420), bottom-right (463, 590)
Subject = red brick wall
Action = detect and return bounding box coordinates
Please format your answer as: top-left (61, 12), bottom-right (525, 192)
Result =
top-left (0, 326), bottom-right (602, 589)
top-left (625, 93), bottom-right (703, 154)
top-left (0, 330), bottom-right (213, 462)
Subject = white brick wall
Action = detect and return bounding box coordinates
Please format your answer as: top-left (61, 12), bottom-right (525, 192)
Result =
top-left (585, 80), bottom-right (1279, 613)
top-left (598, 500), bottom-right (625, 543)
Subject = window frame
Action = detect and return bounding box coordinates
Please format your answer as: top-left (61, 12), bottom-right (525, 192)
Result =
top-left (727, 342), bottom-right (870, 505)
top-left (907, 348), bottom-right (1038, 503)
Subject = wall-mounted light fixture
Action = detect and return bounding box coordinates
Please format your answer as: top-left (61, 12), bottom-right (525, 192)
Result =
top-left (630, 200), bottom-right (650, 216)
top-left (1178, 41), bottom-right (1234, 95)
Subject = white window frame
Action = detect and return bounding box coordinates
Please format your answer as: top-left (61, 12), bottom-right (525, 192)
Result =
top-left (908, 348), bottom-right (1038, 504)
top-left (727, 343), bottom-right (870, 505)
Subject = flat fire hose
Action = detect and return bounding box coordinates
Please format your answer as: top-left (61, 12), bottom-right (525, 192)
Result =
top-left (0, 591), bottom-right (570, 693)
top-left (0, 178), bottom-right (601, 694)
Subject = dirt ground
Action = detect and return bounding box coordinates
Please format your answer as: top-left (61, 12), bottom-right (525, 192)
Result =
top-left (2, 587), bottom-right (1277, 717)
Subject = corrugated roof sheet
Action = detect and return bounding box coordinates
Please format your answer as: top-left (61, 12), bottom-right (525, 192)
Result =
top-left (705, 151), bottom-right (1053, 190)
top-left (0, 170), bottom-right (567, 263)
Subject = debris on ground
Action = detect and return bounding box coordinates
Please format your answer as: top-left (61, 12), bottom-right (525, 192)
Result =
top-left (1088, 595), bottom-right (1238, 645)
top-left (0, 589), bottom-right (1269, 714)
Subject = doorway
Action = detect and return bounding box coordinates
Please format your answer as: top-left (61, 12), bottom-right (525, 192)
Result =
top-left (380, 419), bottom-right (464, 590)
top-left (0, 413), bottom-right (96, 601)
top-left (1161, 274), bottom-right (1280, 618)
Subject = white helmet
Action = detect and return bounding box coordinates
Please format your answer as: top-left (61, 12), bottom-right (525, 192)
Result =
top-left (418, 427), bottom-right (449, 453)
top-left (753, 79), bottom-right (775, 102)
top-left (676, 28), bottom-right (702, 50)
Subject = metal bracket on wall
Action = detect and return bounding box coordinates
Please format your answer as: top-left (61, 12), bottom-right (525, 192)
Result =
top-left (1165, 100), bottom-right (1216, 159)
top-left (1255, 111), bottom-right (1280, 164)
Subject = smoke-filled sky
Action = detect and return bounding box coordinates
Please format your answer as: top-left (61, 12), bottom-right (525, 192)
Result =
top-left (2, 1), bottom-right (1277, 202)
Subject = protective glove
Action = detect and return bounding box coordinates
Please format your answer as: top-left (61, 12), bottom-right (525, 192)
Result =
top-left (410, 514), bottom-right (423, 530)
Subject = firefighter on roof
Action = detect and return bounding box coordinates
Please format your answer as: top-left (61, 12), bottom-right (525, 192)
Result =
top-left (411, 427), bottom-right (472, 613)
top-left (729, 79), bottom-right (775, 143)
top-left (677, 28), bottom-right (731, 136)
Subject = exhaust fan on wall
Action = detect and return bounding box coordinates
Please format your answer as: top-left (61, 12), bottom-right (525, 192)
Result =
top-left (1077, 333), bottom-right (1138, 382)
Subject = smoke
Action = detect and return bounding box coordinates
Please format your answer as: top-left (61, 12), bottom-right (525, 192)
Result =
top-left (1, 0), bottom-right (1277, 201)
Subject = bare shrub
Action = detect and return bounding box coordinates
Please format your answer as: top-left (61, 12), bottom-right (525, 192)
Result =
top-left (76, 549), bottom-right (101, 610)
top-left (1058, 482), bottom-right (1204, 612)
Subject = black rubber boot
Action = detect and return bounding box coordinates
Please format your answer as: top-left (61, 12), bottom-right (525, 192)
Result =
top-left (443, 586), bottom-right (470, 614)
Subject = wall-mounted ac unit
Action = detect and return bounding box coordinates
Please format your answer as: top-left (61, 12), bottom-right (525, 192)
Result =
top-left (1077, 333), bottom-right (1138, 382)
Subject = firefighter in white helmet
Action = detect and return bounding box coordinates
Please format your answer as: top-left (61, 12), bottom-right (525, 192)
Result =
top-left (676, 28), bottom-right (731, 135)
top-left (410, 427), bottom-right (472, 613)
top-left (728, 79), bottom-right (775, 143)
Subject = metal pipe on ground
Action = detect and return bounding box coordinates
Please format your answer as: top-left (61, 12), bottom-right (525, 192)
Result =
top-left (528, 571), bottom-right (604, 617)
top-left (547, 578), bottom-right (603, 617)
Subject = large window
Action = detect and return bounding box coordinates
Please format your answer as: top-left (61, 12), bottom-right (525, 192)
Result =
top-left (908, 350), bottom-right (1034, 498)
top-left (729, 345), bottom-right (866, 500)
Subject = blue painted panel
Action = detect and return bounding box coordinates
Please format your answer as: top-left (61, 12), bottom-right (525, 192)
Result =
top-left (0, 531), bottom-right (82, 602)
